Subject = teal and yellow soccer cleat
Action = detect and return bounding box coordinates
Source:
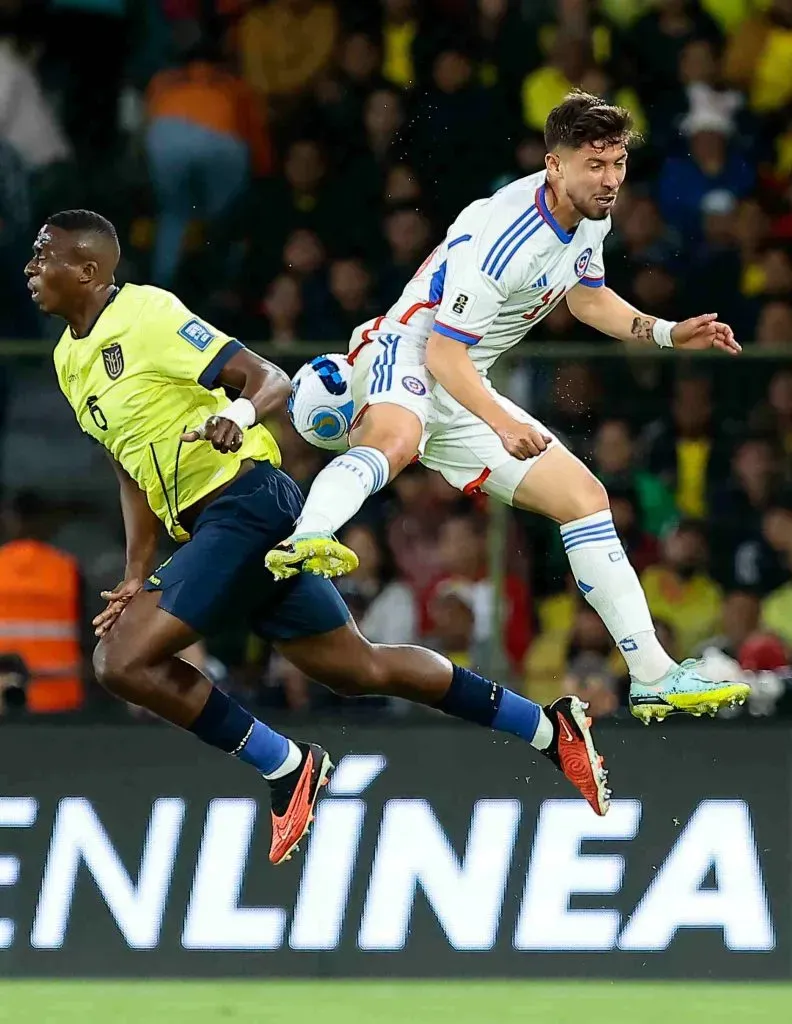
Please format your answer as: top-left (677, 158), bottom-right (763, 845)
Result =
top-left (265, 533), bottom-right (359, 581)
top-left (629, 658), bottom-right (750, 725)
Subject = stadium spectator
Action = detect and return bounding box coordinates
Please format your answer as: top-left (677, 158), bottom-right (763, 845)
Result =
top-left (325, 257), bottom-right (379, 340)
top-left (697, 589), bottom-right (762, 660)
top-left (384, 163), bottom-right (422, 207)
top-left (238, 0), bottom-right (339, 108)
top-left (411, 47), bottom-right (507, 223)
top-left (736, 197), bottom-right (773, 295)
top-left (544, 362), bottom-right (603, 451)
top-left (521, 33), bottom-right (592, 134)
top-left (0, 491), bottom-right (85, 714)
top-left (424, 580), bottom-right (480, 668)
top-left (607, 195), bottom-right (680, 276)
top-left (641, 518), bottom-right (724, 655)
top-left (754, 300), bottom-right (792, 348)
top-left (759, 499), bottom-right (792, 647)
top-left (710, 434), bottom-right (784, 583)
top-left (381, 0), bottom-right (419, 89)
top-left (260, 274), bottom-right (303, 347)
top-left (625, 0), bottom-right (721, 99)
top-left (562, 651), bottom-right (621, 719)
top-left (420, 513), bottom-right (532, 672)
top-left (609, 486), bottom-right (662, 573)
top-left (750, 368), bottom-right (792, 458)
top-left (592, 418), bottom-right (678, 537)
top-left (683, 190), bottom-right (746, 328)
top-left (385, 464), bottom-right (464, 588)
top-left (0, 139), bottom-right (39, 339)
top-left (0, 37), bottom-right (71, 172)
top-left (144, 41), bottom-right (273, 286)
top-left (675, 38), bottom-right (744, 138)
top-left (247, 138), bottom-right (339, 291)
top-left (474, 0), bottom-right (540, 110)
top-left (644, 372), bottom-right (728, 520)
top-left (44, 0), bottom-right (129, 155)
top-left (339, 88), bottom-right (410, 235)
top-left (335, 523), bottom-right (418, 645)
top-left (724, 0), bottom-right (792, 114)
top-left (378, 207), bottom-right (432, 307)
top-left (316, 33), bottom-right (387, 145)
top-left (524, 603), bottom-right (625, 708)
top-left (658, 112), bottom-right (754, 241)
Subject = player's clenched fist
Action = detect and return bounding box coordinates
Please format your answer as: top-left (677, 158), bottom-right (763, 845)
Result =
top-left (494, 418), bottom-right (552, 460)
top-left (181, 416), bottom-right (243, 454)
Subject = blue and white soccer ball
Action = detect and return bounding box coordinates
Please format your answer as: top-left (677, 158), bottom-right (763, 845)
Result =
top-left (288, 354), bottom-right (355, 452)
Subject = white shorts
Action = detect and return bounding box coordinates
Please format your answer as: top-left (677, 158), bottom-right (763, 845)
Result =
top-left (348, 321), bottom-right (432, 428)
top-left (348, 320), bottom-right (560, 505)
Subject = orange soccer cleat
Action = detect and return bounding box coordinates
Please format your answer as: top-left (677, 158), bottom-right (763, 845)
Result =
top-left (268, 742), bottom-right (334, 865)
top-left (541, 695), bottom-right (611, 816)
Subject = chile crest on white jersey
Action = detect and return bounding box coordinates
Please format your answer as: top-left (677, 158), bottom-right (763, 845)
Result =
top-left (375, 170), bottom-right (610, 374)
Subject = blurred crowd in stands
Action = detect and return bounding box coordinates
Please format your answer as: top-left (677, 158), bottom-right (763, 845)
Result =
top-left (0, 0), bottom-right (790, 721)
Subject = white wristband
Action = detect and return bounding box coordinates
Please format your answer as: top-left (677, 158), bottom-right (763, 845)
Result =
top-left (219, 397), bottom-right (257, 429)
top-left (652, 318), bottom-right (677, 349)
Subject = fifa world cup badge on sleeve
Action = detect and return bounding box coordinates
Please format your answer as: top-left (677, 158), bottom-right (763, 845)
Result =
top-left (178, 319), bottom-right (216, 351)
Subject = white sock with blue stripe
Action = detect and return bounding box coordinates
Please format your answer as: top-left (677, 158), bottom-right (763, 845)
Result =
top-left (561, 510), bottom-right (675, 683)
top-left (293, 446), bottom-right (391, 538)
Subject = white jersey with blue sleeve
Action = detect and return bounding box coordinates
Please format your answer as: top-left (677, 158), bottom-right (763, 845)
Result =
top-left (344, 170), bottom-right (610, 503)
top-left (350, 170), bottom-right (610, 379)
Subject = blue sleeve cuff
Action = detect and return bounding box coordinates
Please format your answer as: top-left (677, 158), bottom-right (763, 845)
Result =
top-left (198, 339), bottom-right (243, 389)
top-left (579, 276), bottom-right (605, 288)
top-left (434, 321), bottom-right (482, 345)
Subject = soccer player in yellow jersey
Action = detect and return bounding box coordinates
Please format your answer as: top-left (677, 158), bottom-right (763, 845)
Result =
top-left (28, 210), bottom-right (614, 863)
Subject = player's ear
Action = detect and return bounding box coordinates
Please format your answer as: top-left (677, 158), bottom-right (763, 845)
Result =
top-left (545, 151), bottom-right (560, 176)
top-left (80, 260), bottom-right (99, 284)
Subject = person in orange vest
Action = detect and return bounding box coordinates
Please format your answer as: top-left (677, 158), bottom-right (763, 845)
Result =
top-left (0, 491), bottom-right (84, 713)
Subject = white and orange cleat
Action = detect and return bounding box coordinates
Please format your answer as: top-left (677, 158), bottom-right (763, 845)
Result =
top-left (267, 741), bottom-right (334, 865)
top-left (540, 695), bottom-right (611, 816)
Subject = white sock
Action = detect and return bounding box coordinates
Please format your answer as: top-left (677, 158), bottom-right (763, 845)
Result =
top-left (262, 739), bottom-right (302, 780)
top-left (531, 710), bottom-right (554, 750)
top-left (292, 446), bottom-right (391, 537)
top-left (561, 510), bottom-right (675, 683)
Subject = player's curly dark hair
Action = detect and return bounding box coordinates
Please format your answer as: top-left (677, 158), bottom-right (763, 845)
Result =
top-left (47, 209), bottom-right (118, 242)
top-left (544, 90), bottom-right (635, 152)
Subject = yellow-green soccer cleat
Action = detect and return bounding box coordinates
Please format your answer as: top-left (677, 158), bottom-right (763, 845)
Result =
top-left (265, 533), bottom-right (359, 581)
top-left (629, 658), bottom-right (751, 725)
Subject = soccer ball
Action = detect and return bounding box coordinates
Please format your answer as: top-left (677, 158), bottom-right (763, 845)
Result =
top-left (288, 354), bottom-right (355, 452)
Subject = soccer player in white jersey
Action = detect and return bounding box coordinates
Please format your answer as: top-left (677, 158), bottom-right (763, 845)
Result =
top-left (267, 91), bottom-right (750, 724)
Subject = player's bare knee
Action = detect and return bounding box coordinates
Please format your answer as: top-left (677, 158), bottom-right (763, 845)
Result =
top-left (563, 474), bottom-right (610, 522)
top-left (92, 638), bottom-right (146, 702)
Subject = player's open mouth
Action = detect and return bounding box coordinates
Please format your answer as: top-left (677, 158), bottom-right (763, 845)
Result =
top-left (595, 195), bottom-right (616, 208)
top-left (27, 281), bottom-right (39, 299)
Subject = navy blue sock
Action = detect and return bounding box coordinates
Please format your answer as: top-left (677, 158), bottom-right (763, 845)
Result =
top-left (190, 686), bottom-right (289, 775)
top-left (437, 665), bottom-right (542, 743)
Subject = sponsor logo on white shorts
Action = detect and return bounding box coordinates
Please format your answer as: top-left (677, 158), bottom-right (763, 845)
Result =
top-left (402, 376), bottom-right (427, 396)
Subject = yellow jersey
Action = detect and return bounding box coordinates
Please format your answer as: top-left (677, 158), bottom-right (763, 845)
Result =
top-left (54, 284), bottom-right (281, 542)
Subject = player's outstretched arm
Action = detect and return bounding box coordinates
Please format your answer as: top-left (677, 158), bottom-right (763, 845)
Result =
top-left (426, 331), bottom-right (551, 459)
top-left (566, 284), bottom-right (742, 354)
top-left (93, 456), bottom-right (163, 638)
top-left (181, 347), bottom-right (291, 454)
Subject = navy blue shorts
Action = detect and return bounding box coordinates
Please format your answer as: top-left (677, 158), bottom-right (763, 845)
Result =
top-left (143, 461), bottom-right (350, 640)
